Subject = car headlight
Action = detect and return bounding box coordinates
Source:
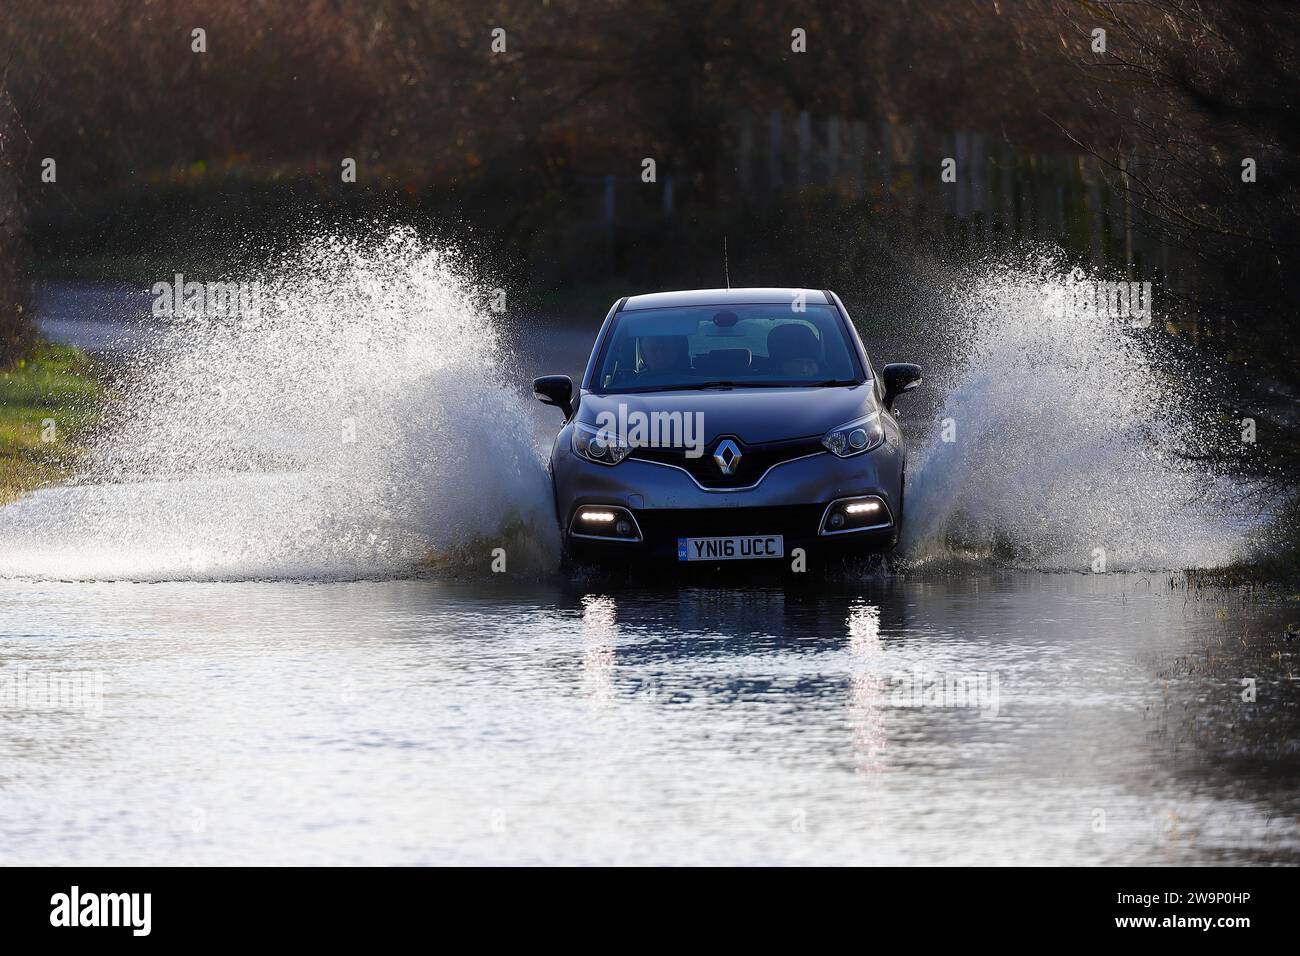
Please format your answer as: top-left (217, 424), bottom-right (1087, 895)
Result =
top-left (821, 411), bottom-right (886, 457)
top-left (571, 421), bottom-right (631, 465)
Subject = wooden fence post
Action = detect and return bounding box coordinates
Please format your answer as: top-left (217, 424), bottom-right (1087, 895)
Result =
top-left (1119, 151), bottom-right (1134, 279)
top-left (737, 111), bottom-right (753, 193)
top-left (1081, 155), bottom-right (1104, 264)
top-left (767, 111), bottom-right (784, 189)
top-left (796, 111), bottom-right (812, 188)
top-left (826, 116), bottom-right (841, 190)
top-left (851, 120), bottom-right (868, 199)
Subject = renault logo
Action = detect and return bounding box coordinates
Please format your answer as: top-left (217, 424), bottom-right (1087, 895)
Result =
top-left (713, 438), bottom-right (742, 476)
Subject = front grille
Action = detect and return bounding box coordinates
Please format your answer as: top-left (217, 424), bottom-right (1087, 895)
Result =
top-left (629, 435), bottom-right (824, 489)
top-left (633, 504), bottom-right (826, 548)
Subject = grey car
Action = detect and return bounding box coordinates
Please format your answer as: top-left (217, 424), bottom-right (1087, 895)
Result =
top-left (533, 288), bottom-right (921, 566)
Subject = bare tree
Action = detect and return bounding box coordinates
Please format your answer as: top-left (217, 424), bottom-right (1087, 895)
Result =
top-left (0, 74), bottom-right (32, 368)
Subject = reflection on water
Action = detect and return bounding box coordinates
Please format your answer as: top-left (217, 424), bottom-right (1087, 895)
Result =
top-left (0, 572), bottom-right (1297, 865)
top-left (581, 595), bottom-right (617, 710)
top-left (847, 601), bottom-right (888, 775)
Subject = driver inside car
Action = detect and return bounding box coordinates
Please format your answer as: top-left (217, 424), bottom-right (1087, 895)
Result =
top-left (767, 323), bottom-right (823, 377)
top-left (638, 334), bottom-right (692, 376)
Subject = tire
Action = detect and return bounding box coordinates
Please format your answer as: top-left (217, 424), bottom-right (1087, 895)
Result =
top-left (893, 467), bottom-right (906, 548)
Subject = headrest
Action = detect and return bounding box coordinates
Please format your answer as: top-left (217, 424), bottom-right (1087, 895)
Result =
top-left (767, 323), bottom-right (821, 361)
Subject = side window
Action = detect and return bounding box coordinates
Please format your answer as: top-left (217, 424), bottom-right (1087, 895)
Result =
top-left (601, 332), bottom-right (638, 387)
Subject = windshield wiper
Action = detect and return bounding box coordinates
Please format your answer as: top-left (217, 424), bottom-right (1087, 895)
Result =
top-left (645, 381), bottom-right (781, 391)
top-left (620, 380), bottom-right (852, 393)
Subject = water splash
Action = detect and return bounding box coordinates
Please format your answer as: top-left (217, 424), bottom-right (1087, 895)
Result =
top-left (901, 256), bottom-right (1249, 571)
top-left (0, 228), bottom-right (557, 581)
top-left (1, 241), bottom-right (1255, 580)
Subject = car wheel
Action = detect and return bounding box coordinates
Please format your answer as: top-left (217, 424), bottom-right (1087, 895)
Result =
top-left (890, 467), bottom-right (906, 549)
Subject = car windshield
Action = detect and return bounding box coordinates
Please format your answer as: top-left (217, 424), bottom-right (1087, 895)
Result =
top-left (591, 303), bottom-right (864, 393)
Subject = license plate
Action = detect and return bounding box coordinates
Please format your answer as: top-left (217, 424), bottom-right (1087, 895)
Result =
top-left (677, 535), bottom-right (784, 562)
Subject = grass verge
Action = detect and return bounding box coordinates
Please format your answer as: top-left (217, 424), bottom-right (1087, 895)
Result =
top-left (0, 342), bottom-right (101, 505)
top-left (1183, 508), bottom-right (1300, 589)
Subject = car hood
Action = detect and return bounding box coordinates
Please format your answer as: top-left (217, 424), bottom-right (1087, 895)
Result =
top-left (577, 384), bottom-right (877, 444)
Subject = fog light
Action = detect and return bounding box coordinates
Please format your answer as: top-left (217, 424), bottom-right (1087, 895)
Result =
top-left (570, 506), bottom-right (642, 542)
top-left (820, 496), bottom-right (891, 535)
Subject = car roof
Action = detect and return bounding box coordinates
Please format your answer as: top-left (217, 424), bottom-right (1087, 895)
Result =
top-left (620, 288), bottom-right (832, 311)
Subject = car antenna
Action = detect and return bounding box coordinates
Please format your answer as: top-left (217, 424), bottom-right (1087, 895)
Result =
top-left (723, 236), bottom-right (730, 290)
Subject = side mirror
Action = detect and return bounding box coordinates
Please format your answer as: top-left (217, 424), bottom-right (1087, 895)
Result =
top-left (533, 374), bottom-right (574, 420)
top-left (881, 363), bottom-right (922, 410)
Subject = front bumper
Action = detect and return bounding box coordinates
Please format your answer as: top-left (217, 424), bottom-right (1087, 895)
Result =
top-left (552, 438), bottom-right (904, 563)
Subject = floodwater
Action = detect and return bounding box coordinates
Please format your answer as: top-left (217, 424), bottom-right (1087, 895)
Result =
top-left (5, 243), bottom-right (1296, 864)
top-left (2, 573), bottom-right (1298, 865)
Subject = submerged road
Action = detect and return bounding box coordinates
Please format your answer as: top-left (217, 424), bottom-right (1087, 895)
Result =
top-left (4, 280), bottom-right (1295, 865)
top-left (1, 574), bottom-right (1297, 865)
